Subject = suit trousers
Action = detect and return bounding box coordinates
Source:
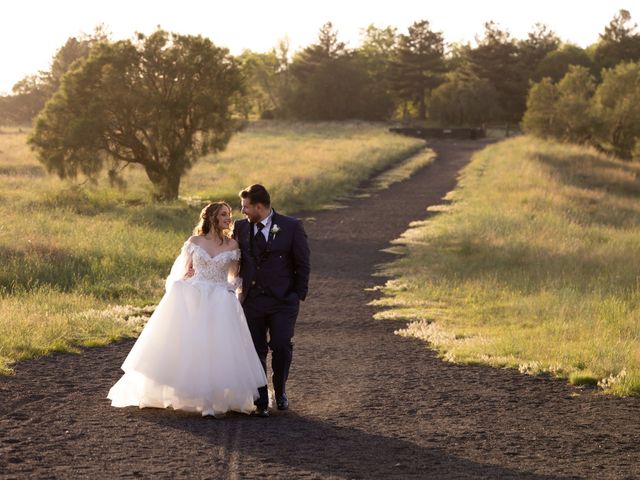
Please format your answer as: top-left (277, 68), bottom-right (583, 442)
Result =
top-left (242, 292), bottom-right (299, 407)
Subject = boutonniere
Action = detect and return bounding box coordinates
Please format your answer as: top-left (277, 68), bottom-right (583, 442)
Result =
top-left (270, 224), bottom-right (281, 238)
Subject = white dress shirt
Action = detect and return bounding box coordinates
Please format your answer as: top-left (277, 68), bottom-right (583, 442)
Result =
top-left (253, 209), bottom-right (273, 242)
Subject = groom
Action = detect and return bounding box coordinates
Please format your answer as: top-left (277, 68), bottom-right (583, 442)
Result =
top-left (234, 184), bottom-right (310, 417)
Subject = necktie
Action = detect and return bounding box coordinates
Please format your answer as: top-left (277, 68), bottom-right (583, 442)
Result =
top-left (254, 222), bottom-right (267, 254)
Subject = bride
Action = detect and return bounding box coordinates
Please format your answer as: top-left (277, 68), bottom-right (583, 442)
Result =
top-left (108, 201), bottom-right (267, 416)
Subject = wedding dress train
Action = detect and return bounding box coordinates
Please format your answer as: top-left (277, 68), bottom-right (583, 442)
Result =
top-left (108, 243), bottom-right (266, 416)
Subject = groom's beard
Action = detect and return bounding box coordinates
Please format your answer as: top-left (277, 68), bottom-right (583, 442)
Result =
top-left (245, 210), bottom-right (268, 223)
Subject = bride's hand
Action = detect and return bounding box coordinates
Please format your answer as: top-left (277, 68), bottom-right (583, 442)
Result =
top-left (185, 266), bottom-right (195, 278)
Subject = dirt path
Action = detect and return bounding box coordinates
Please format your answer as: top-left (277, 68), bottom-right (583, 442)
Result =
top-left (1, 140), bottom-right (639, 479)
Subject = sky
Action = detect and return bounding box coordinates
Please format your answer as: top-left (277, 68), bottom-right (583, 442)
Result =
top-left (1, 0), bottom-right (638, 95)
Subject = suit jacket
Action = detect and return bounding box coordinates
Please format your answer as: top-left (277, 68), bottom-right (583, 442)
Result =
top-left (233, 210), bottom-right (310, 302)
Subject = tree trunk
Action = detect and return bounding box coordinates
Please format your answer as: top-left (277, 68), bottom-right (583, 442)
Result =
top-left (418, 97), bottom-right (427, 120)
top-left (144, 163), bottom-right (181, 201)
top-left (154, 174), bottom-right (181, 201)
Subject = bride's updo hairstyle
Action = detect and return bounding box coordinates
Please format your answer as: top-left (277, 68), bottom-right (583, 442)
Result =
top-left (193, 201), bottom-right (232, 244)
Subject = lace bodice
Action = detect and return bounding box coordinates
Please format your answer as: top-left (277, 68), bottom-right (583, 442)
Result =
top-left (187, 243), bottom-right (241, 284)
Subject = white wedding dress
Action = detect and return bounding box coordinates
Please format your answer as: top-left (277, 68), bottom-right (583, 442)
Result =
top-left (107, 242), bottom-right (267, 416)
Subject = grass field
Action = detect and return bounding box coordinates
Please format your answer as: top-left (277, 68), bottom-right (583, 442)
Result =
top-left (0, 121), bottom-right (425, 374)
top-left (374, 136), bottom-right (640, 396)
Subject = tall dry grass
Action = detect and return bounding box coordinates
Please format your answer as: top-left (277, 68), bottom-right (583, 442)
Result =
top-left (0, 122), bottom-right (424, 373)
top-left (374, 136), bottom-right (640, 396)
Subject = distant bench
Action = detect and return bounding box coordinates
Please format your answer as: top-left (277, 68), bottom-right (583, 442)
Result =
top-left (389, 127), bottom-right (486, 140)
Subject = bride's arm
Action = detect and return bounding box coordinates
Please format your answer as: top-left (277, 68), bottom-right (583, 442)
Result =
top-left (226, 239), bottom-right (243, 296)
top-left (165, 239), bottom-right (196, 291)
top-left (184, 236), bottom-right (198, 278)
top-left (185, 253), bottom-right (194, 278)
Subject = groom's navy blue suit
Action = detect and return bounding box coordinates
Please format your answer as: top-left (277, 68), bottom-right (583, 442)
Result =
top-left (234, 210), bottom-right (310, 408)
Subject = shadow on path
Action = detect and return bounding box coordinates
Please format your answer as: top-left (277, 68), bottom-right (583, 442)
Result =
top-left (138, 408), bottom-right (567, 479)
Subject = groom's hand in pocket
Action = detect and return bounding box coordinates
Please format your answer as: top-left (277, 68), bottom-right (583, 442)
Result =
top-left (286, 291), bottom-right (300, 304)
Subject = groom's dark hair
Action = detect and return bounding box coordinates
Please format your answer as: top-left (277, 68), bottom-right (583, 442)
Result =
top-left (240, 184), bottom-right (271, 206)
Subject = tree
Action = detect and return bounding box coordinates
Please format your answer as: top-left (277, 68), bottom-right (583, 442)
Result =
top-left (291, 57), bottom-right (372, 120)
top-left (290, 22), bottom-right (346, 83)
top-left (518, 23), bottom-right (560, 76)
top-left (238, 38), bottom-right (291, 118)
top-left (239, 49), bottom-right (280, 117)
top-left (354, 25), bottom-right (397, 119)
top-left (521, 78), bottom-right (559, 138)
top-left (444, 42), bottom-right (472, 73)
top-left (286, 22), bottom-right (391, 120)
top-left (468, 22), bottom-right (527, 123)
top-left (4, 26), bottom-right (110, 123)
top-left (2, 74), bottom-right (50, 123)
top-left (48, 27), bottom-right (111, 93)
top-left (593, 61), bottom-right (640, 158)
top-left (522, 66), bottom-right (597, 143)
top-left (429, 73), bottom-right (499, 125)
top-left (633, 137), bottom-right (640, 161)
top-left (287, 22), bottom-right (344, 119)
top-left (360, 24), bottom-right (398, 59)
top-left (533, 44), bottom-right (594, 82)
top-left (389, 20), bottom-right (446, 120)
top-left (593, 9), bottom-right (640, 72)
top-left (554, 66), bottom-right (597, 143)
top-left (359, 25), bottom-right (397, 95)
top-left (29, 29), bottom-right (243, 200)
top-left (286, 22), bottom-right (347, 119)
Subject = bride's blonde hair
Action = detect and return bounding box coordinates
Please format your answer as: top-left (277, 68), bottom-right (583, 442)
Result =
top-left (193, 201), bottom-right (232, 244)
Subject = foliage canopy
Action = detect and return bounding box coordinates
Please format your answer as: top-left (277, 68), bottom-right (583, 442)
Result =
top-left (29, 29), bottom-right (243, 200)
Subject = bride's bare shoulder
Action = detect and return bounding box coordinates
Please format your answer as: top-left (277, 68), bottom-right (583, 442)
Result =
top-left (226, 237), bottom-right (239, 249)
top-left (187, 235), bottom-right (203, 245)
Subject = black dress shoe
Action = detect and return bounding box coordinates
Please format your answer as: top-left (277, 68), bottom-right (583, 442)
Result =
top-left (253, 406), bottom-right (269, 418)
top-left (276, 394), bottom-right (289, 410)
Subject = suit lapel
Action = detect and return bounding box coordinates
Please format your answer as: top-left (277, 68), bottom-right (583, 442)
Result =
top-left (243, 220), bottom-right (253, 253)
top-left (265, 210), bottom-right (280, 250)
